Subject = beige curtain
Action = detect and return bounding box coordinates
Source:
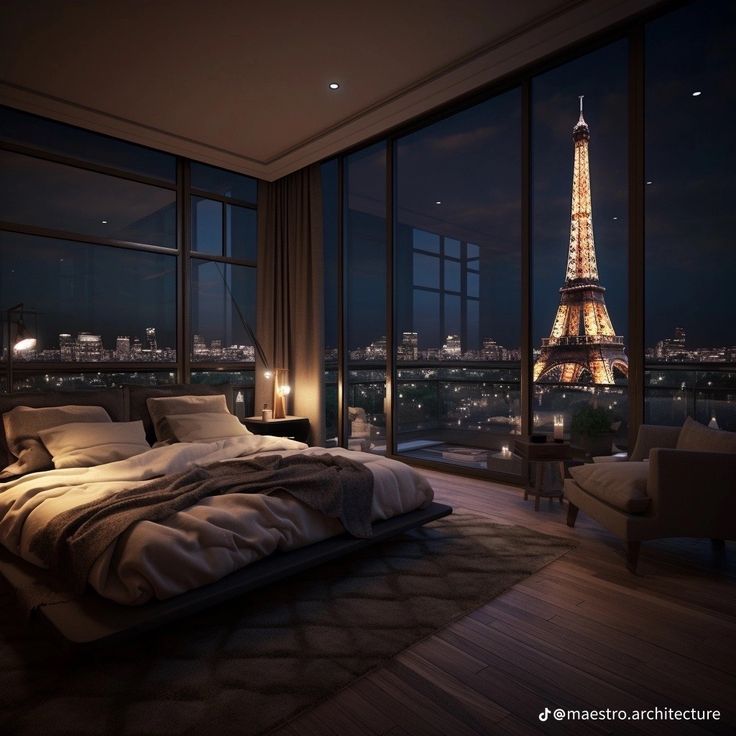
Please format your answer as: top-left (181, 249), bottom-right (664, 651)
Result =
top-left (255, 164), bottom-right (324, 445)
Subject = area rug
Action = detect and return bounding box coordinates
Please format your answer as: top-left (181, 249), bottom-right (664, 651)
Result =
top-left (0, 512), bottom-right (574, 736)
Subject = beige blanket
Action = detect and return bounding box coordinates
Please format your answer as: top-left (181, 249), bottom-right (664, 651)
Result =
top-left (0, 437), bottom-right (433, 605)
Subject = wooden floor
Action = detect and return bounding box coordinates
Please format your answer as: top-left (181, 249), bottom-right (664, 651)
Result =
top-left (275, 469), bottom-right (736, 736)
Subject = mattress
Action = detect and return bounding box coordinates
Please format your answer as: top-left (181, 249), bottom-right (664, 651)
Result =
top-left (0, 435), bottom-right (434, 605)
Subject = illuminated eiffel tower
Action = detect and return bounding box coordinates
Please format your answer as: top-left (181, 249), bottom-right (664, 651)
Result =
top-left (534, 97), bottom-right (628, 384)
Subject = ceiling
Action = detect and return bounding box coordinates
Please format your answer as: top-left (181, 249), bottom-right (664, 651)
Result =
top-left (0, 0), bottom-right (658, 181)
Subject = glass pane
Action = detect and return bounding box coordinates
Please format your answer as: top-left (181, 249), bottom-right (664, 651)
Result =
top-left (322, 160), bottom-right (339, 445)
top-left (0, 105), bottom-right (176, 182)
top-left (0, 231), bottom-right (176, 362)
top-left (413, 253), bottom-right (439, 288)
top-left (444, 260), bottom-right (461, 292)
top-left (191, 162), bottom-right (257, 202)
top-left (190, 260), bottom-right (257, 362)
top-left (468, 272), bottom-right (480, 298)
top-left (532, 41), bottom-right (629, 455)
top-left (394, 89), bottom-right (521, 473)
top-left (644, 0), bottom-right (736, 428)
top-left (346, 143), bottom-right (386, 453)
top-left (226, 204), bottom-right (257, 260)
top-left (445, 238), bottom-right (461, 258)
top-left (0, 150), bottom-right (176, 247)
top-left (413, 229), bottom-right (440, 253)
top-left (409, 290), bottom-right (440, 353)
top-left (347, 368), bottom-right (387, 453)
top-left (192, 197), bottom-right (223, 255)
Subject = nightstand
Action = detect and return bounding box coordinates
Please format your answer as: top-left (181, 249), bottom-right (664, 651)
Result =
top-left (514, 437), bottom-right (573, 511)
top-left (242, 416), bottom-right (310, 443)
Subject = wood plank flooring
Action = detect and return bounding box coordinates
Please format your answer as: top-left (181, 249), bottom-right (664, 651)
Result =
top-left (275, 469), bottom-right (736, 736)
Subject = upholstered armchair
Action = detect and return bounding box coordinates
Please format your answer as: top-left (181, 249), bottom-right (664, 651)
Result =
top-left (564, 419), bottom-right (736, 573)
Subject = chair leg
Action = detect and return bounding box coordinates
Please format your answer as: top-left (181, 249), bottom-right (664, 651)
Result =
top-left (625, 541), bottom-right (641, 574)
top-left (566, 502), bottom-right (579, 528)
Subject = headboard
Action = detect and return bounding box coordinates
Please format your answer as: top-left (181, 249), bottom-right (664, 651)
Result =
top-left (0, 384), bottom-right (233, 467)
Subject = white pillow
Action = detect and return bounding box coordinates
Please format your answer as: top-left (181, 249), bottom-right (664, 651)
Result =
top-left (165, 412), bottom-right (251, 442)
top-left (38, 421), bottom-right (150, 469)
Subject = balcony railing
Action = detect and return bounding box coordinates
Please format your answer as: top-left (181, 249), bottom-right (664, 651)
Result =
top-left (541, 335), bottom-right (624, 347)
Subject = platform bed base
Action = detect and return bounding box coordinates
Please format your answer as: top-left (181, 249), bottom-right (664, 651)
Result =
top-left (0, 502), bottom-right (452, 645)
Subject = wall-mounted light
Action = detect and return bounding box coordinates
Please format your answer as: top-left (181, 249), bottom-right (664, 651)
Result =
top-left (328, 82), bottom-right (340, 90)
top-left (5, 303), bottom-right (38, 392)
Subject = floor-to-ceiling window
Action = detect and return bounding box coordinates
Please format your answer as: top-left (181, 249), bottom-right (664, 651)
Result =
top-left (0, 106), bottom-right (259, 404)
top-left (321, 159), bottom-right (339, 444)
top-left (394, 90), bottom-right (522, 476)
top-left (344, 143), bottom-right (388, 454)
top-left (323, 0), bottom-right (735, 480)
top-left (531, 41), bottom-right (629, 455)
top-left (644, 0), bottom-right (736, 430)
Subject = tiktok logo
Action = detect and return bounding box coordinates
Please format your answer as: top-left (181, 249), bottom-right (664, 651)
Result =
top-left (539, 708), bottom-right (551, 722)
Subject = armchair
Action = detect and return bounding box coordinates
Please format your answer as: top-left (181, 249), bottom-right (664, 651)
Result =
top-left (347, 406), bottom-right (375, 452)
top-left (565, 419), bottom-right (736, 572)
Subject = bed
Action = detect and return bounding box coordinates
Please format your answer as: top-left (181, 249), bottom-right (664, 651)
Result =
top-left (0, 385), bottom-right (451, 644)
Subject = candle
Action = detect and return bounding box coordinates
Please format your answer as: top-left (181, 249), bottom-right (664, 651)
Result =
top-left (553, 415), bottom-right (564, 441)
top-left (501, 444), bottom-right (511, 458)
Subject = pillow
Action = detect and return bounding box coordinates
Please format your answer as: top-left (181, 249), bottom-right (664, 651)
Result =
top-left (165, 412), bottom-right (251, 442)
top-left (569, 462), bottom-right (650, 513)
top-left (1, 404), bottom-right (111, 478)
top-left (676, 416), bottom-right (736, 454)
top-left (146, 394), bottom-right (230, 443)
top-left (38, 421), bottom-right (150, 469)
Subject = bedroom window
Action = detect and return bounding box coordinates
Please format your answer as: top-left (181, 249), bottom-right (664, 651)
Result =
top-left (393, 89), bottom-right (522, 476)
top-left (0, 107), bottom-right (258, 398)
top-left (643, 0), bottom-right (736, 431)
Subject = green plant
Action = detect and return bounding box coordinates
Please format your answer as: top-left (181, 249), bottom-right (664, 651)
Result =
top-left (570, 405), bottom-right (613, 437)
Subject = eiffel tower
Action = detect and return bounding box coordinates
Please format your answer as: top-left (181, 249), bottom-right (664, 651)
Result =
top-left (534, 97), bottom-right (628, 385)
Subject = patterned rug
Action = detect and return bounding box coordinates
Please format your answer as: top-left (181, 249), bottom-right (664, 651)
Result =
top-left (0, 512), bottom-right (574, 736)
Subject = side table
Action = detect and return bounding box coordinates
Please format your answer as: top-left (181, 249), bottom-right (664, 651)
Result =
top-left (514, 437), bottom-right (573, 511)
top-left (242, 416), bottom-right (310, 444)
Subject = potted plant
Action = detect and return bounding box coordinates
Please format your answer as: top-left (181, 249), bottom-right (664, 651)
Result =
top-left (570, 404), bottom-right (615, 457)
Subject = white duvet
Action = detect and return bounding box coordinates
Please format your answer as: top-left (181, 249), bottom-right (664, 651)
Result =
top-left (0, 436), bottom-right (434, 605)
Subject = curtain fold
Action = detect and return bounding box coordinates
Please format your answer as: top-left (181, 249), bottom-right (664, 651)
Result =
top-left (256, 165), bottom-right (324, 445)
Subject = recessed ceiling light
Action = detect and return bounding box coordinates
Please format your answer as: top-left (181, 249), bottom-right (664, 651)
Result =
top-left (646, 181), bottom-right (653, 185)
top-left (435, 200), bottom-right (442, 205)
top-left (612, 216), bottom-right (618, 220)
top-left (101, 219), bottom-right (108, 224)
top-left (692, 90), bottom-right (702, 96)
top-left (328, 82), bottom-right (340, 90)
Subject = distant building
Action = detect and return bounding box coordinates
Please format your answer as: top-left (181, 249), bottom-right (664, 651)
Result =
top-left (398, 332), bottom-right (419, 360)
top-left (76, 332), bottom-right (103, 361)
top-left (442, 335), bottom-right (462, 358)
top-left (59, 333), bottom-right (74, 361)
top-left (655, 327), bottom-right (688, 361)
top-left (146, 327), bottom-right (157, 352)
top-left (116, 336), bottom-right (131, 359)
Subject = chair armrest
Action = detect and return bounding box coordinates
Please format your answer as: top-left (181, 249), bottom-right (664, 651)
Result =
top-left (630, 425), bottom-right (680, 461)
top-left (648, 449), bottom-right (736, 530)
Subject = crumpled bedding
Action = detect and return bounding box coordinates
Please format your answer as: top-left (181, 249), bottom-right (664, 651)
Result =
top-left (0, 435), bottom-right (434, 605)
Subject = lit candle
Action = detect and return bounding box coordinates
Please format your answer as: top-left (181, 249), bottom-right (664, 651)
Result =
top-left (553, 415), bottom-right (564, 441)
top-left (501, 444), bottom-right (511, 458)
